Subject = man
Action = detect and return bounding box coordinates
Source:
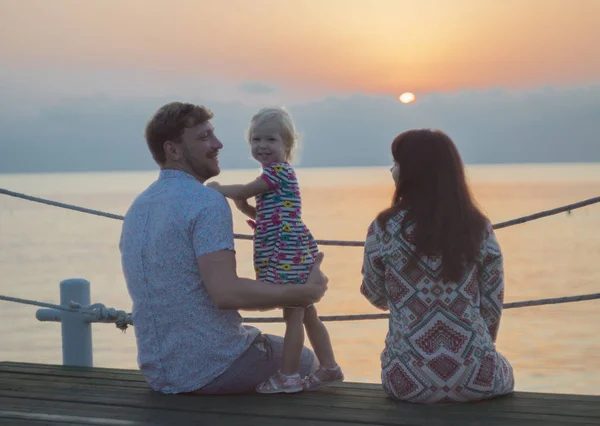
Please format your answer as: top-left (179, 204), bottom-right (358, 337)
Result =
top-left (119, 102), bottom-right (328, 394)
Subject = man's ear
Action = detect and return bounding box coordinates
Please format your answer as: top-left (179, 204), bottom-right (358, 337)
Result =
top-left (163, 140), bottom-right (181, 162)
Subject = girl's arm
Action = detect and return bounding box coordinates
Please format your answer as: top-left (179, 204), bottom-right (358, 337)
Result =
top-left (207, 177), bottom-right (270, 200)
top-left (234, 199), bottom-right (257, 219)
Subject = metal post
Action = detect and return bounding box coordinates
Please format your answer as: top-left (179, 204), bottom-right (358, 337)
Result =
top-left (59, 278), bottom-right (93, 367)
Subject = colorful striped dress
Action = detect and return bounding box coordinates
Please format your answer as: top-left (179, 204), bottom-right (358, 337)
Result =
top-left (252, 162), bottom-right (318, 285)
top-left (361, 211), bottom-right (514, 403)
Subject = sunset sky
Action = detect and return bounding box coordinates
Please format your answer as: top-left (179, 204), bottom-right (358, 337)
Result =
top-left (1, 0), bottom-right (599, 172)
top-left (1, 0), bottom-right (599, 105)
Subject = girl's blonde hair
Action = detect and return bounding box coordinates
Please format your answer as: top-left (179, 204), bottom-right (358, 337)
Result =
top-left (247, 106), bottom-right (300, 162)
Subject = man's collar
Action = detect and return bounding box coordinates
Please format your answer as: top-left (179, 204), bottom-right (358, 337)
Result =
top-left (158, 168), bottom-right (199, 182)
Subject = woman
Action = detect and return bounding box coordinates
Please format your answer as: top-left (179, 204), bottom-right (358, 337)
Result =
top-left (361, 129), bottom-right (514, 403)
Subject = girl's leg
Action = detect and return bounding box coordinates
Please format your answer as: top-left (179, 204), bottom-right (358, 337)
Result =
top-left (255, 307), bottom-right (307, 393)
top-left (281, 307), bottom-right (306, 375)
top-left (303, 304), bottom-right (337, 368)
top-left (302, 305), bottom-right (344, 390)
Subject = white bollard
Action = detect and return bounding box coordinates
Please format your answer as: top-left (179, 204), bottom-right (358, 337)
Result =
top-left (59, 278), bottom-right (93, 367)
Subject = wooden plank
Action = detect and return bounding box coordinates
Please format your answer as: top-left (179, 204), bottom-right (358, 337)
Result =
top-left (0, 396), bottom-right (370, 426)
top-left (1, 383), bottom-right (597, 426)
top-left (0, 362), bottom-right (145, 382)
top-left (3, 362), bottom-right (599, 401)
top-left (2, 362), bottom-right (599, 426)
top-left (0, 418), bottom-right (93, 426)
top-left (1, 373), bottom-right (599, 415)
top-left (0, 408), bottom-right (143, 426)
top-left (0, 418), bottom-right (117, 426)
top-left (2, 362), bottom-right (599, 403)
top-left (0, 371), bottom-right (150, 390)
top-left (0, 361), bottom-right (143, 376)
top-left (2, 371), bottom-right (600, 416)
top-left (2, 375), bottom-right (599, 421)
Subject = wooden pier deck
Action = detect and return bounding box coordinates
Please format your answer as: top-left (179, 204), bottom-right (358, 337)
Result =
top-left (1, 362), bottom-right (599, 426)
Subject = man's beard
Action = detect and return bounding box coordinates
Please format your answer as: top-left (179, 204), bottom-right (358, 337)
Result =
top-left (182, 149), bottom-right (219, 182)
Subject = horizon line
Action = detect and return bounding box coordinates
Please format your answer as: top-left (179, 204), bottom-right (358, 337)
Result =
top-left (1, 161), bottom-right (600, 178)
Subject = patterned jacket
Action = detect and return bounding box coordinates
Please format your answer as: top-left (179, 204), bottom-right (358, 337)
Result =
top-left (360, 211), bottom-right (514, 403)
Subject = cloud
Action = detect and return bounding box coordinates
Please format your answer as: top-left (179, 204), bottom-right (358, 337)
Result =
top-left (0, 85), bottom-right (599, 173)
top-left (237, 82), bottom-right (277, 95)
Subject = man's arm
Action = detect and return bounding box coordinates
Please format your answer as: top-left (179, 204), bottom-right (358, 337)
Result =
top-left (198, 250), bottom-right (328, 310)
top-left (192, 191), bottom-right (326, 310)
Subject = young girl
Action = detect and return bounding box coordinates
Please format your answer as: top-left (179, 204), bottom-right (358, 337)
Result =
top-left (207, 106), bottom-right (343, 393)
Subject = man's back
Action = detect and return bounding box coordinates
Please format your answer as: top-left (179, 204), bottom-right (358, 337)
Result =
top-left (119, 169), bottom-right (259, 394)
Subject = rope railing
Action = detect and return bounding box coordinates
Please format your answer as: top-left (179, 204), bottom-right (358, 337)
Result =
top-left (1, 187), bottom-right (599, 331)
top-left (244, 292), bottom-right (600, 323)
top-left (2, 292), bottom-right (600, 330)
top-left (0, 294), bottom-right (131, 330)
top-left (2, 188), bottom-right (600, 247)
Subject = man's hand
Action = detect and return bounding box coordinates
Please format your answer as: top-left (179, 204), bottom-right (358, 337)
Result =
top-left (197, 250), bottom-right (328, 311)
top-left (303, 252), bottom-right (328, 305)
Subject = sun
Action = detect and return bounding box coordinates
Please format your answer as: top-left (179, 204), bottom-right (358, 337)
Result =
top-left (399, 92), bottom-right (416, 104)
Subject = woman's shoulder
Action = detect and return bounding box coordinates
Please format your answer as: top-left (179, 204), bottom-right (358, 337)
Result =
top-left (481, 220), bottom-right (501, 252)
top-left (368, 209), bottom-right (408, 237)
top-left (383, 209), bottom-right (410, 229)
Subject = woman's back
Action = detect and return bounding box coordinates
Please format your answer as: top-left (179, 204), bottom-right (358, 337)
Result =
top-left (362, 211), bottom-right (514, 403)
